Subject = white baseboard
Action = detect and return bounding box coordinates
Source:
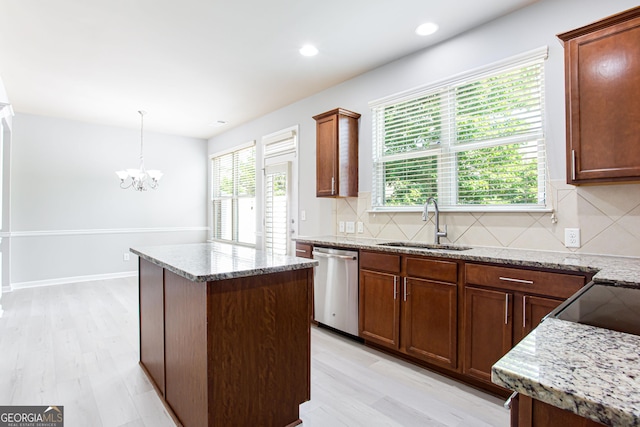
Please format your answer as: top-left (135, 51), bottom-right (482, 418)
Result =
top-left (10, 271), bottom-right (138, 291)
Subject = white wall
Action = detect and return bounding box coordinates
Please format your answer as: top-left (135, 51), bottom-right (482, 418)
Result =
top-left (10, 113), bottom-right (208, 287)
top-left (208, 0), bottom-right (639, 251)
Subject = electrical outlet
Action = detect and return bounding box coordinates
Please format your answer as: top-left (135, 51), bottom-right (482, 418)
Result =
top-left (123, 253), bottom-right (130, 262)
top-left (357, 221), bottom-right (364, 233)
top-left (339, 221), bottom-right (345, 232)
top-left (565, 228), bottom-right (581, 248)
top-left (346, 221), bottom-right (355, 233)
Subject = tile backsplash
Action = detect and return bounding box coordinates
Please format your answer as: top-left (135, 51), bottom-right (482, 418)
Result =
top-left (334, 180), bottom-right (640, 257)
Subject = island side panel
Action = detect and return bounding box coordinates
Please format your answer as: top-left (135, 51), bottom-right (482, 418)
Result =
top-left (139, 258), bottom-right (165, 396)
top-left (207, 268), bottom-right (312, 426)
top-left (164, 270), bottom-right (208, 427)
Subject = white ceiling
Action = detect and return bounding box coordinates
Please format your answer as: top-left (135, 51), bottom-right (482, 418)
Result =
top-left (0, 0), bottom-right (538, 139)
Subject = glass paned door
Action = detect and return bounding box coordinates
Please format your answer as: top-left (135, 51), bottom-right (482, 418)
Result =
top-left (264, 162), bottom-right (291, 256)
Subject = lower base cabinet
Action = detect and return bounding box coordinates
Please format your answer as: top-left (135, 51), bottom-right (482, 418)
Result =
top-left (359, 268), bottom-right (400, 348)
top-left (403, 277), bottom-right (457, 369)
top-left (463, 286), bottom-right (513, 383)
top-left (359, 251), bottom-right (459, 371)
top-left (516, 395), bottom-right (605, 427)
top-left (463, 263), bottom-right (587, 387)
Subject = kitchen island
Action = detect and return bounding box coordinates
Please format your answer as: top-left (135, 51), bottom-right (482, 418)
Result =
top-left (130, 242), bottom-right (317, 427)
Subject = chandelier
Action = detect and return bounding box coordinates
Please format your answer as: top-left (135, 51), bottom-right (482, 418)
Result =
top-left (116, 110), bottom-right (163, 191)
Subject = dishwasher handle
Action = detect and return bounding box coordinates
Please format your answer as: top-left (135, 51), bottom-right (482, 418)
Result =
top-left (312, 251), bottom-right (357, 261)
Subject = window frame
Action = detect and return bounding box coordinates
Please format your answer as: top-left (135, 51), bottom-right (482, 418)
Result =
top-left (369, 46), bottom-right (550, 213)
top-left (209, 141), bottom-right (256, 246)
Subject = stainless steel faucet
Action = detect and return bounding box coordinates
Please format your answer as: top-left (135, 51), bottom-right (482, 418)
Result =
top-left (422, 197), bottom-right (447, 245)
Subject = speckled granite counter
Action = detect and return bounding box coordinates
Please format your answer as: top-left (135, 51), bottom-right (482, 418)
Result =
top-left (295, 235), bottom-right (640, 286)
top-left (131, 242), bottom-right (318, 282)
top-left (492, 318), bottom-right (640, 426)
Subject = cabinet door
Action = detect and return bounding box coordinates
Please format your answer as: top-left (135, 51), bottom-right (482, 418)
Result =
top-left (403, 277), bottom-right (457, 370)
top-left (560, 9), bottom-right (640, 184)
top-left (315, 114), bottom-right (337, 197)
top-left (464, 286), bottom-right (513, 384)
top-left (517, 295), bottom-right (562, 343)
top-left (359, 269), bottom-right (400, 349)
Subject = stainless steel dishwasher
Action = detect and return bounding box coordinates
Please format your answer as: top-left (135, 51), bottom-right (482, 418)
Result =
top-left (312, 247), bottom-right (359, 336)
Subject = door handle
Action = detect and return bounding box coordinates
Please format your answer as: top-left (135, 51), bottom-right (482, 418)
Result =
top-left (393, 276), bottom-right (398, 300)
top-left (505, 293), bottom-right (509, 325)
top-left (499, 277), bottom-right (534, 285)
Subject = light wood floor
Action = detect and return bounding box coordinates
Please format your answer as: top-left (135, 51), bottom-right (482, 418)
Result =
top-left (0, 277), bottom-right (508, 427)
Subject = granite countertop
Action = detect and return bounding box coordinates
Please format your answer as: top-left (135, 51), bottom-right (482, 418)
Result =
top-left (492, 318), bottom-right (640, 426)
top-left (131, 242), bottom-right (318, 282)
top-left (295, 235), bottom-right (640, 286)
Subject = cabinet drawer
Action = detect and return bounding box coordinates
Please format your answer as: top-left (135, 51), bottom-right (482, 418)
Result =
top-left (405, 257), bottom-right (457, 283)
top-left (295, 243), bottom-right (313, 259)
top-left (465, 263), bottom-right (585, 299)
top-left (360, 251), bottom-right (401, 274)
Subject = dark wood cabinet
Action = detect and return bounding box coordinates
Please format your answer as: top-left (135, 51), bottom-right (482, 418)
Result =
top-left (518, 395), bottom-right (605, 427)
top-left (359, 251), bottom-right (401, 349)
top-left (313, 108), bottom-right (360, 197)
top-left (359, 269), bottom-right (400, 348)
top-left (359, 251), bottom-right (459, 370)
top-left (464, 286), bottom-right (513, 383)
top-left (558, 7), bottom-right (640, 184)
top-left (295, 242), bottom-right (313, 259)
top-left (463, 263), bottom-right (587, 385)
top-left (403, 276), bottom-right (457, 369)
top-left (521, 295), bottom-right (562, 339)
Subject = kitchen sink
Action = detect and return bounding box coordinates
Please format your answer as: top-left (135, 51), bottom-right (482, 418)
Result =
top-left (377, 241), bottom-right (471, 251)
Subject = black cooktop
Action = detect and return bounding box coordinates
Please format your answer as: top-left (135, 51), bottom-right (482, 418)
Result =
top-left (554, 283), bottom-right (640, 336)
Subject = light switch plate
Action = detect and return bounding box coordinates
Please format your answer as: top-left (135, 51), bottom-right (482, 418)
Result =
top-left (565, 228), bottom-right (580, 248)
top-left (339, 221), bottom-right (345, 232)
top-left (346, 221), bottom-right (355, 233)
top-left (357, 222), bottom-right (364, 233)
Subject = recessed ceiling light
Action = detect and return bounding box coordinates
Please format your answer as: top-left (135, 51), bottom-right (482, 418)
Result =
top-left (299, 44), bottom-right (319, 57)
top-left (416, 22), bottom-right (439, 36)
top-left (210, 120), bottom-right (228, 127)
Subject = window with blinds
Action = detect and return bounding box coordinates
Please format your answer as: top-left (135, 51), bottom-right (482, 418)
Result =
top-left (211, 143), bottom-right (256, 244)
top-left (371, 48), bottom-right (548, 211)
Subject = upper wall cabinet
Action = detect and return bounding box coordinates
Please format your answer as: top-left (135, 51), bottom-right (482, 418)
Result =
top-left (313, 108), bottom-right (360, 197)
top-left (558, 6), bottom-right (640, 185)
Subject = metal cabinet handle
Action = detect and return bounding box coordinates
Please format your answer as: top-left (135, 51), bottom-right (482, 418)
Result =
top-left (393, 276), bottom-right (398, 300)
top-left (296, 249), bottom-right (307, 253)
top-left (572, 149), bottom-right (576, 181)
top-left (403, 277), bottom-right (408, 301)
top-left (523, 295), bottom-right (527, 329)
top-left (505, 293), bottom-right (509, 325)
top-left (499, 276), bottom-right (534, 285)
top-left (331, 177), bottom-right (335, 195)
top-left (504, 392), bottom-right (518, 410)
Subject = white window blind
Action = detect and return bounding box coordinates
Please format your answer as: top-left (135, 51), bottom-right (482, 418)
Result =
top-left (371, 47), bottom-right (548, 211)
top-left (211, 143), bottom-right (256, 244)
top-left (264, 164), bottom-right (289, 255)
